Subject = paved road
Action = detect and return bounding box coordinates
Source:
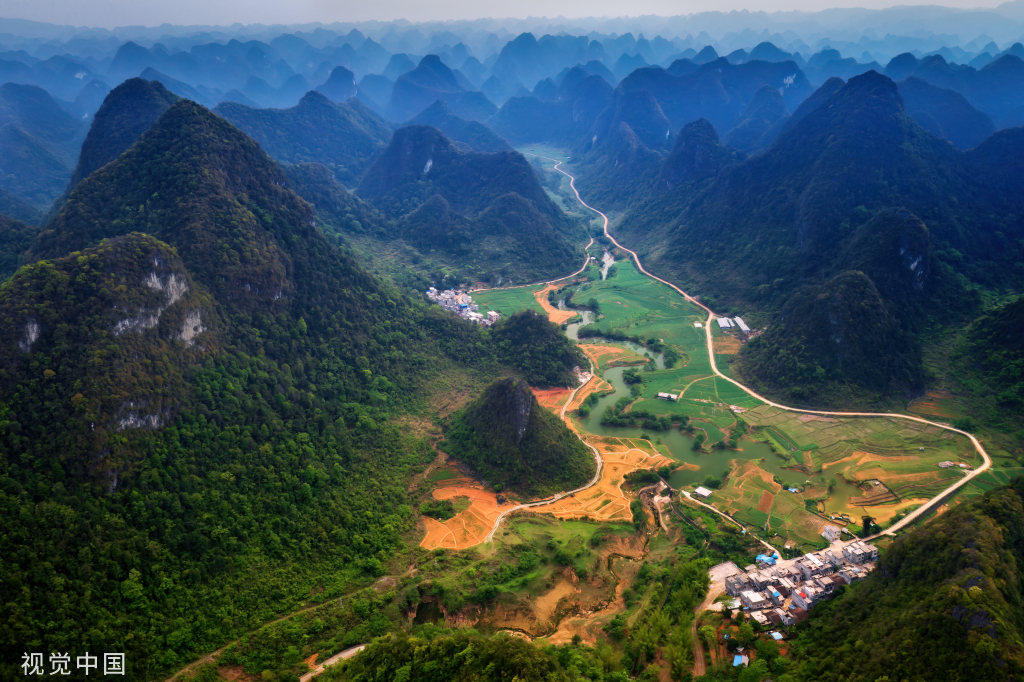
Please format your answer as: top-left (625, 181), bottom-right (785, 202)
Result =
top-left (299, 644), bottom-right (366, 682)
top-left (541, 155), bottom-right (992, 540)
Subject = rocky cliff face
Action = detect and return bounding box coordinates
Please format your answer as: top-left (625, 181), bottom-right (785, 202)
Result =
top-left (0, 233), bottom-right (216, 448)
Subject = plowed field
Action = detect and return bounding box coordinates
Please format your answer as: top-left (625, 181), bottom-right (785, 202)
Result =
top-left (535, 283), bottom-right (578, 324)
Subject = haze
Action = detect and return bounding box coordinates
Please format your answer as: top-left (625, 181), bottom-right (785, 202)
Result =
top-left (0, 0), bottom-right (1016, 29)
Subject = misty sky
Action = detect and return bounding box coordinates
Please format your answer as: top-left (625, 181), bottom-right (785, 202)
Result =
top-left (0, 0), bottom-right (1009, 30)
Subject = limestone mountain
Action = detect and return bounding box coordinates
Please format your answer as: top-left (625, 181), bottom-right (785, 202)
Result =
top-left (406, 100), bottom-right (511, 152)
top-left (0, 212), bottom-right (38, 280)
top-left (952, 295), bottom-right (1024, 423)
top-left (657, 118), bottom-right (745, 192)
top-left (386, 54), bottom-right (497, 123)
top-left (724, 84), bottom-right (789, 153)
top-left (0, 82), bottom-right (87, 208)
top-left (739, 270), bottom-right (924, 401)
top-left (614, 71), bottom-right (1022, 401)
top-left (898, 76), bottom-right (995, 150)
top-left (356, 125), bottom-right (584, 284)
top-left (442, 376), bottom-right (595, 496)
top-left (489, 68), bottom-right (614, 146)
top-left (0, 233), bottom-right (217, 448)
top-left (214, 91), bottom-right (392, 186)
top-left (315, 65), bottom-right (358, 101)
top-left (67, 77), bottom-right (179, 191)
top-left (0, 95), bottom-right (517, 681)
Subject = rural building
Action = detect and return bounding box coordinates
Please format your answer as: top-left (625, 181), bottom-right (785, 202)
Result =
top-left (716, 317), bottom-right (733, 329)
top-left (733, 317), bottom-right (751, 333)
top-left (938, 461), bottom-right (956, 468)
top-left (821, 525), bottom-right (842, 543)
top-left (694, 322), bottom-right (703, 328)
top-left (749, 611), bottom-right (770, 626)
top-left (838, 566), bottom-right (870, 584)
top-left (767, 587), bottom-right (785, 606)
top-left (694, 486), bottom-right (713, 498)
top-left (657, 392), bottom-right (679, 401)
top-left (796, 554), bottom-right (827, 580)
top-left (733, 655), bottom-right (749, 668)
top-left (790, 607), bottom-right (810, 624)
top-left (843, 541), bottom-right (878, 565)
top-left (766, 610), bottom-right (783, 626)
top-left (792, 585), bottom-right (825, 610)
top-left (487, 311), bottom-right (500, 324)
top-left (770, 632), bottom-right (785, 641)
top-left (755, 553), bottom-right (778, 566)
top-left (747, 570), bottom-right (772, 590)
top-left (822, 549), bottom-right (844, 566)
top-left (726, 574), bottom-right (753, 597)
top-left (740, 590), bottom-right (769, 610)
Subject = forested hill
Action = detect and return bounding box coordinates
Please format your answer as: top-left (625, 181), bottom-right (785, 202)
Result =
top-left (355, 124), bottom-right (586, 285)
top-left (951, 296), bottom-right (1024, 428)
top-left (610, 70), bottom-right (1022, 403)
top-left (442, 377), bottom-right (595, 497)
top-left (0, 96), bottom-right (514, 681)
top-left (67, 77), bottom-right (179, 191)
top-left (214, 91), bottom-right (392, 187)
top-left (786, 477), bottom-right (1024, 681)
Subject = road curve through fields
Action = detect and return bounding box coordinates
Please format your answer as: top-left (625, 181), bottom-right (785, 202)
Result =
top-left (533, 154), bottom-right (991, 540)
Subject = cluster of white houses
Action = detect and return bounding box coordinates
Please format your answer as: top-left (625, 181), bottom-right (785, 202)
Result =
top-left (426, 288), bottom-right (501, 326)
top-left (724, 541), bottom-right (878, 627)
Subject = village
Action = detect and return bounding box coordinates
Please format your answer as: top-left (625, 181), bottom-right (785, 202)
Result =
top-left (426, 287), bottom-right (501, 326)
top-left (698, 537), bottom-right (878, 666)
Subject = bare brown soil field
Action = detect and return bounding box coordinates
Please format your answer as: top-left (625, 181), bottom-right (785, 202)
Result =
top-left (580, 343), bottom-right (647, 370)
top-left (534, 387), bottom-right (574, 414)
top-left (757, 490), bottom-right (774, 513)
top-left (526, 436), bottom-right (671, 522)
top-left (535, 283), bottom-right (578, 324)
top-left (828, 450), bottom-right (917, 468)
top-left (712, 335), bottom-right (743, 355)
top-left (908, 390), bottom-right (961, 419)
top-left (797, 414), bottom-right (838, 423)
top-left (848, 488), bottom-right (898, 506)
top-left (534, 579), bottom-right (579, 624)
top-left (420, 482), bottom-right (508, 550)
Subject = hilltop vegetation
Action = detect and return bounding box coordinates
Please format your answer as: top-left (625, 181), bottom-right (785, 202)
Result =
top-left (215, 91), bottom-right (392, 186)
top-left (67, 78), bottom-right (179, 191)
top-left (785, 477), bottom-right (1024, 681)
top-left (443, 377), bottom-right (595, 496)
top-left (490, 310), bottom-right (588, 387)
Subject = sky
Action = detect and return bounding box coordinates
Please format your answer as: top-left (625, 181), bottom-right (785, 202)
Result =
top-left (0, 0), bottom-right (1009, 30)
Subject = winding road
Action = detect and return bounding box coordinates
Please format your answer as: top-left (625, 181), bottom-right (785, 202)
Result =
top-left (532, 154), bottom-right (992, 541)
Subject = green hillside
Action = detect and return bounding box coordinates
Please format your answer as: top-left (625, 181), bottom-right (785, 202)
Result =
top-left (443, 377), bottom-right (595, 496)
top-left (0, 98), bottom-right (517, 681)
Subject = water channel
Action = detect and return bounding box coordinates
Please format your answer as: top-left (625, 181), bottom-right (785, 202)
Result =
top-left (564, 311), bottom-right (866, 512)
